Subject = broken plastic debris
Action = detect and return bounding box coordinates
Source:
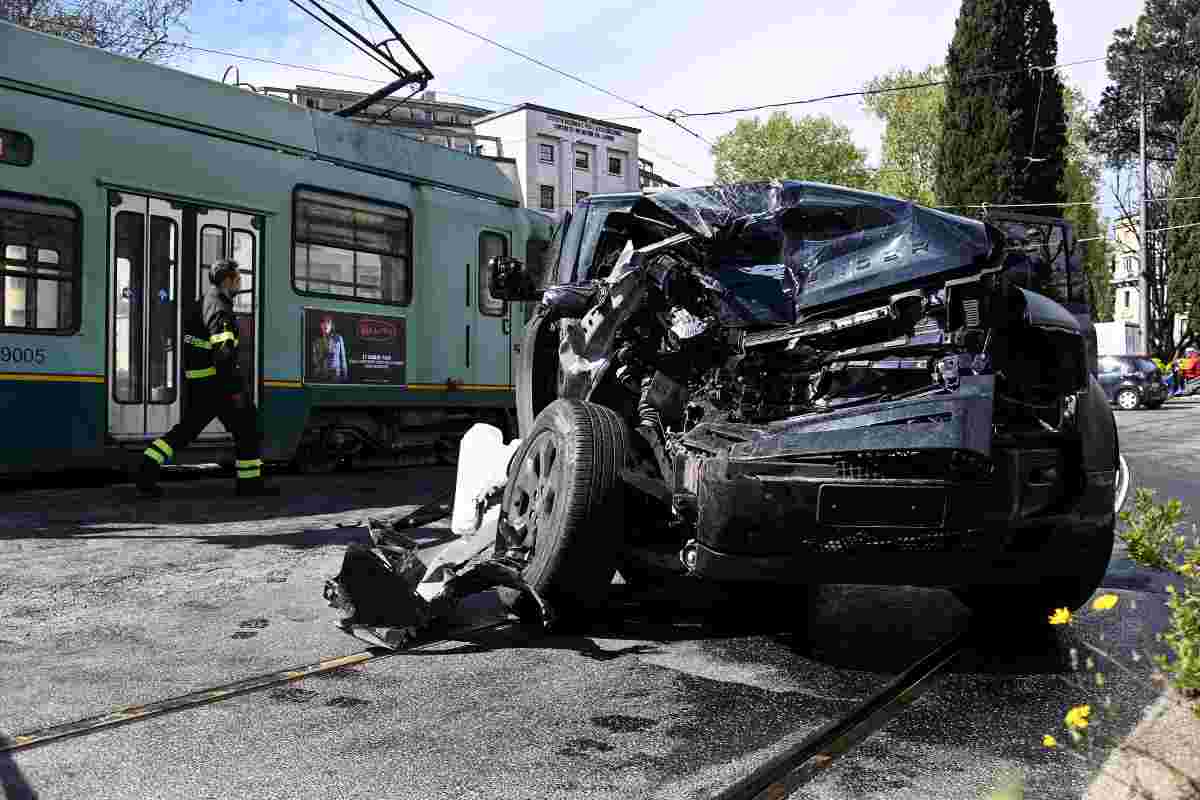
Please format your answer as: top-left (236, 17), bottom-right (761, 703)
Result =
top-left (323, 426), bottom-right (549, 651)
top-left (450, 424), bottom-right (522, 536)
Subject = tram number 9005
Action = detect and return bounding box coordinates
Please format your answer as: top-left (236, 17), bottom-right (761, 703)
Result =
top-left (0, 345), bottom-right (47, 364)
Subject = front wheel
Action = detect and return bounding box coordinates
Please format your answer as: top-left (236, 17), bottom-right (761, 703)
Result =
top-left (1115, 388), bottom-right (1141, 411)
top-left (497, 399), bottom-right (631, 617)
top-left (953, 524), bottom-right (1115, 625)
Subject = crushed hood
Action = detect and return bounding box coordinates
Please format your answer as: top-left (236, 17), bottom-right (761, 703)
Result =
top-left (629, 181), bottom-right (1005, 323)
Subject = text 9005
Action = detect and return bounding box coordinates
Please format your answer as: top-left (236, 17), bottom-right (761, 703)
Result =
top-left (0, 346), bottom-right (47, 364)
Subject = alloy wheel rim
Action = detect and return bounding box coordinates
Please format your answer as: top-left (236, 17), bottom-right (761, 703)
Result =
top-left (504, 429), bottom-right (564, 562)
top-left (1118, 391), bottom-right (1138, 410)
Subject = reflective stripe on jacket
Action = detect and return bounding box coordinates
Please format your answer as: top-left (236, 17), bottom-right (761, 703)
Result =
top-left (182, 286), bottom-right (243, 392)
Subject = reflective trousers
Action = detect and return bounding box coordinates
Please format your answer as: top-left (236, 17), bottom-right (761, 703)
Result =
top-left (140, 379), bottom-right (263, 484)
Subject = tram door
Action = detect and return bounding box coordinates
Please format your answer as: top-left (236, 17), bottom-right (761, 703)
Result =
top-left (108, 190), bottom-right (260, 444)
top-left (108, 192), bottom-right (185, 441)
top-left (192, 208), bottom-right (260, 439)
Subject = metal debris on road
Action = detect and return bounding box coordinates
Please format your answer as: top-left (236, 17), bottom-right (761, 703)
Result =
top-left (323, 424), bottom-right (551, 650)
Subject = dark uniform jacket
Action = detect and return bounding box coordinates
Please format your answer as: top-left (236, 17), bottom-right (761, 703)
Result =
top-left (182, 286), bottom-right (244, 395)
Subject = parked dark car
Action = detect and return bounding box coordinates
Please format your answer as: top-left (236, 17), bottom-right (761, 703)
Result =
top-left (489, 181), bottom-right (1117, 627)
top-left (1097, 355), bottom-right (1166, 410)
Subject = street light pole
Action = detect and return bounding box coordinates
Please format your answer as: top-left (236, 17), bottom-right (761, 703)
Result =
top-left (1139, 60), bottom-right (1152, 355)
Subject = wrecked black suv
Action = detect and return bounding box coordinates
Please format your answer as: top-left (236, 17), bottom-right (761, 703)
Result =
top-left (489, 181), bottom-right (1118, 624)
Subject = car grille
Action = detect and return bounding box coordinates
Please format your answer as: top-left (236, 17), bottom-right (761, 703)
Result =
top-left (834, 452), bottom-right (992, 481)
top-left (798, 528), bottom-right (980, 554)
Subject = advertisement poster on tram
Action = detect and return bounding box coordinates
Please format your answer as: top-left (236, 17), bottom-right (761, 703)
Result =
top-left (303, 308), bottom-right (406, 386)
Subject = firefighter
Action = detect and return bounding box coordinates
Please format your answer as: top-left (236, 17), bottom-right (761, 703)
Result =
top-left (135, 259), bottom-right (278, 498)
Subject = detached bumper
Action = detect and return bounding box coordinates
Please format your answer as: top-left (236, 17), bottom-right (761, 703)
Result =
top-left (687, 456), bottom-right (1116, 586)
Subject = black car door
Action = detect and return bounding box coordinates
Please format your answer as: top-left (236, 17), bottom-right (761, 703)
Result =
top-left (1096, 356), bottom-right (1123, 400)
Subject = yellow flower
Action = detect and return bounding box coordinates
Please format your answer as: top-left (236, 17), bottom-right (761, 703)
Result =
top-left (1048, 608), bottom-right (1072, 625)
top-left (1092, 594), bottom-right (1120, 611)
top-left (1043, 735), bottom-right (1057, 748)
top-left (1065, 705), bottom-right (1091, 730)
top-left (1180, 563), bottom-right (1195, 577)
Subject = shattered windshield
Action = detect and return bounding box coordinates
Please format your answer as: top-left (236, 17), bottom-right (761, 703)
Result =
top-left (628, 180), bottom-right (999, 322)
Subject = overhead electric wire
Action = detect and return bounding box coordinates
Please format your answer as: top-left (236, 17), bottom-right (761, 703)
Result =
top-left (1076, 219), bottom-right (1200, 243)
top-left (599, 54), bottom-right (1109, 121)
top-left (936, 194), bottom-right (1200, 211)
top-left (167, 42), bottom-right (515, 108)
top-left (638, 140), bottom-right (712, 182)
top-left (378, 0), bottom-right (713, 146)
top-left (284, 0), bottom-right (399, 77)
top-left (168, 40), bottom-right (714, 183)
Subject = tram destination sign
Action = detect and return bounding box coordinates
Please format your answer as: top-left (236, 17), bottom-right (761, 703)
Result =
top-left (303, 308), bottom-right (406, 386)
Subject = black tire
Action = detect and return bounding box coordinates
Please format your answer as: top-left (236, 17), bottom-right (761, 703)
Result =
top-left (1115, 388), bottom-right (1141, 411)
top-left (498, 399), bottom-right (631, 617)
top-left (953, 524), bottom-right (1116, 625)
top-left (1143, 398), bottom-right (1165, 410)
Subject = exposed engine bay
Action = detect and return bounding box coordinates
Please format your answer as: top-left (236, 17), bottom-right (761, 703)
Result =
top-left (542, 183), bottom-right (1092, 509)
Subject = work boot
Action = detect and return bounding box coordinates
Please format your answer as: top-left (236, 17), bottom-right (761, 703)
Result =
top-left (236, 478), bottom-right (281, 498)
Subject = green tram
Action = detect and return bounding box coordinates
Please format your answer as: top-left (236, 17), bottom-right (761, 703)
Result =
top-left (0, 21), bottom-right (553, 473)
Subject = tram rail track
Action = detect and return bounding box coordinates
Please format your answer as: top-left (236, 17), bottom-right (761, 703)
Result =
top-left (716, 628), bottom-right (975, 799)
top-left (2, 615), bottom-right (977, 800)
top-left (0, 620), bottom-right (514, 755)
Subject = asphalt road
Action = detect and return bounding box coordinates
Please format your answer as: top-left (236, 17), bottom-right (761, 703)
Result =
top-left (1, 401), bottom-right (1197, 800)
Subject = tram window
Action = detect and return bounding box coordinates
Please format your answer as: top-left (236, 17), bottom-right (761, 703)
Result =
top-left (113, 211), bottom-right (145, 403)
top-left (146, 216), bottom-right (177, 405)
top-left (355, 252), bottom-right (382, 300)
top-left (292, 187), bottom-right (411, 305)
top-left (0, 192), bottom-right (80, 334)
top-left (232, 229), bottom-right (255, 314)
top-left (478, 231), bottom-right (508, 317)
top-left (199, 225), bottom-right (226, 294)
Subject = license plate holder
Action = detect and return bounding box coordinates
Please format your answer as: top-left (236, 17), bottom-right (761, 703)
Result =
top-left (817, 484), bottom-right (948, 528)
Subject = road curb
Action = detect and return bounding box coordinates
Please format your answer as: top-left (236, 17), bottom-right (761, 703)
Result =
top-left (1115, 454), bottom-right (1131, 515)
top-left (1082, 689), bottom-right (1200, 800)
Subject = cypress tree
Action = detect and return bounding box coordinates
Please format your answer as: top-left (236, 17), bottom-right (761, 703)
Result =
top-left (1167, 81), bottom-right (1200, 343)
top-left (936, 0), bottom-right (1068, 212)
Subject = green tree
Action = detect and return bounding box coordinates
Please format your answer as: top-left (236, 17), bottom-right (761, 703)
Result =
top-left (711, 111), bottom-right (872, 188)
top-left (1167, 81), bottom-right (1200, 345)
top-left (1089, 2), bottom-right (1200, 358)
top-left (0, 0), bottom-right (192, 64)
top-left (1090, 0), bottom-right (1200, 168)
top-left (861, 65), bottom-right (944, 206)
top-left (1060, 84), bottom-right (1113, 322)
top-left (936, 0), bottom-right (1068, 211)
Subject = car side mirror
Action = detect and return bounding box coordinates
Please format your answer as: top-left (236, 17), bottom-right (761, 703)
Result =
top-left (488, 256), bottom-right (542, 301)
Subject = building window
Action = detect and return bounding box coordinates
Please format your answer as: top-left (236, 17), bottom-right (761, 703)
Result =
top-left (478, 231), bottom-right (508, 317)
top-left (0, 192), bottom-right (80, 334)
top-left (292, 187), bottom-right (412, 306)
top-left (1122, 256), bottom-right (1138, 278)
top-left (538, 143), bottom-right (555, 164)
top-left (608, 156), bottom-right (622, 176)
top-left (1124, 290), bottom-right (1131, 308)
top-left (576, 191), bottom-right (588, 203)
top-left (539, 185), bottom-right (555, 211)
top-left (575, 151), bottom-right (590, 171)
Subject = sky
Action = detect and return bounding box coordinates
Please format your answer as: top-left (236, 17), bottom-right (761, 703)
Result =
top-left (173, 0), bottom-right (1145, 216)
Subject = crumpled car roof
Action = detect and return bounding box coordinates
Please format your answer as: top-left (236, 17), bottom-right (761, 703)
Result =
top-left (632, 180), bottom-right (1004, 318)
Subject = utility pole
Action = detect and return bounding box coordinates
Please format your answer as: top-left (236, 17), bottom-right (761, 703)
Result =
top-left (1139, 59), bottom-right (1152, 355)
